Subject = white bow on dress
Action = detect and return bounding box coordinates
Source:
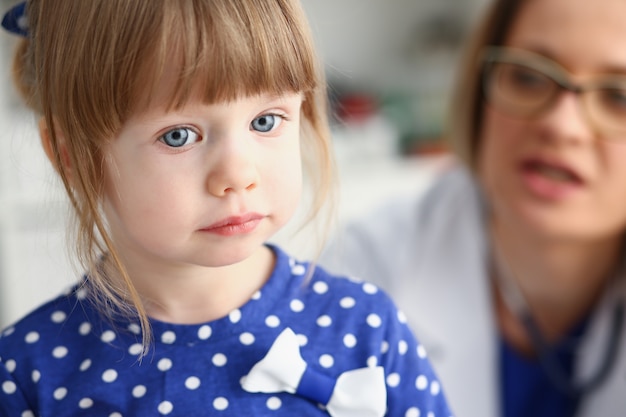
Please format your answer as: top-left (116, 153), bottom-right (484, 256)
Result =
top-left (241, 327), bottom-right (387, 417)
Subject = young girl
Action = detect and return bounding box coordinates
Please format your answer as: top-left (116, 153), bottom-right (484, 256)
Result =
top-left (0, 1), bottom-right (452, 416)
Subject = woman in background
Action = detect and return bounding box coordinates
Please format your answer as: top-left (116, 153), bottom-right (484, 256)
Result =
top-left (321, 0), bottom-right (626, 416)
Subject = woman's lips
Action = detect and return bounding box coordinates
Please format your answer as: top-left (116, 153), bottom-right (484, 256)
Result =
top-left (201, 213), bottom-right (264, 236)
top-left (520, 159), bottom-right (584, 200)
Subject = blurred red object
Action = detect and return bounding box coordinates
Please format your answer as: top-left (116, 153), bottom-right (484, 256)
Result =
top-left (337, 94), bottom-right (377, 123)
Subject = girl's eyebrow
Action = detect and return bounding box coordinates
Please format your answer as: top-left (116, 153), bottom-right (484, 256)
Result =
top-left (259, 92), bottom-right (303, 104)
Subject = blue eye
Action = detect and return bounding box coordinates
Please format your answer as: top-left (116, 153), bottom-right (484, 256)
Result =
top-left (159, 127), bottom-right (200, 148)
top-left (251, 114), bottom-right (282, 133)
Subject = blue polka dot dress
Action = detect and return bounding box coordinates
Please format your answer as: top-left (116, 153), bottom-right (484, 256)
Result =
top-left (0, 245), bottom-right (453, 417)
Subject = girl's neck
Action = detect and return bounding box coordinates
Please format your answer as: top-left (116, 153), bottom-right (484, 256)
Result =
top-left (113, 245), bottom-right (275, 325)
top-left (490, 219), bottom-right (623, 353)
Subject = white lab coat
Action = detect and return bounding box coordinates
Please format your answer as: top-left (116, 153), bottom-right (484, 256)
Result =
top-left (320, 164), bottom-right (626, 417)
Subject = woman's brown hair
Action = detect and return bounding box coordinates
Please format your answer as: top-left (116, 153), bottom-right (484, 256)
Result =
top-left (446, 0), bottom-right (524, 169)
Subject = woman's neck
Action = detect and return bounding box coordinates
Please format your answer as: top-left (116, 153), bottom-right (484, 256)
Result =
top-left (490, 219), bottom-right (623, 353)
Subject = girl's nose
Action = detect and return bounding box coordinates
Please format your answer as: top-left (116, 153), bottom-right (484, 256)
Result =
top-left (206, 139), bottom-right (259, 197)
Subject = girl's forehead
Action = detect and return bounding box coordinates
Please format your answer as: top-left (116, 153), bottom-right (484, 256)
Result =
top-left (127, 22), bottom-right (315, 117)
top-left (131, 63), bottom-right (304, 116)
top-left (132, 90), bottom-right (304, 120)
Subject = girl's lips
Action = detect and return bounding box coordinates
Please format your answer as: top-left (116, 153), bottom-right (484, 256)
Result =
top-left (520, 158), bottom-right (585, 200)
top-left (201, 213), bottom-right (264, 236)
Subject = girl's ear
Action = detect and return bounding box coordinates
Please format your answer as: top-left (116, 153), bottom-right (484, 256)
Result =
top-left (38, 117), bottom-right (73, 184)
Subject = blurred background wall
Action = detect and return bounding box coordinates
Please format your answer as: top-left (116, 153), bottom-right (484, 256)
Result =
top-left (0, 0), bottom-right (490, 327)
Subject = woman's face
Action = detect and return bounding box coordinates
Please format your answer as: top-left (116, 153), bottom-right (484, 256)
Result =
top-left (478, 0), bottom-right (626, 242)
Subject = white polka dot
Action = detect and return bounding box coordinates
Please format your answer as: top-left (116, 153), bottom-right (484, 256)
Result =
top-left (265, 315), bottom-right (280, 328)
top-left (398, 311), bottom-right (408, 323)
top-left (185, 376), bottom-right (201, 390)
top-left (129, 343), bottom-right (143, 356)
top-left (25, 332), bottom-right (40, 344)
top-left (417, 344), bottom-right (427, 359)
top-left (110, 413), bottom-right (122, 417)
top-left (427, 413), bottom-right (434, 417)
top-left (132, 385), bottom-right (147, 398)
top-left (128, 323), bottom-right (141, 334)
top-left (387, 373), bottom-right (401, 387)
top-left (51, 311), bottom-right (67, 323)
top-left (198, 325), bottom-right (212, 340)
top-left (367, 314), bottom-right (382, 328)
top-left (239, 333), bottom-right (255, 345)
top-left (290, 299), bottom-right (304, 312)
top-left (251, 291), bottom-right (262, 300)
top-left (53, 387), bottom-right (68, 400)
top-left (416, 375), bottom-right (428, 390)
top-left (291, 264), bottom-right (306, 275)
top-left (229, 309), bottom-right (242, 323)
top-left (2, 327), bottom-right (14, 337)
top-left (52, 346), bottom-right (68, 358)
top-left (381, 341), bottom-right (389, 354)
top-left (267, 396), bottom-right (282, 410)
top-left (32, 370), bottom-right (40, 383)
top-left (157, 358), bottom-right (173, 371)
top-left (339, 297), bottom-right (356, 308)
top-left (102, 369), bottom-right (118, 383)
top-left (316, 315), bottom-right (332, 327)
top-left (213, 397), bottom-right (229, 410)
top-left (398, 340), bottom-right (408, 355)
top-left (161, 331), bottom-right (176, 344)
top-left (212, 353), bottom-right (227, 367)
top-left (79, 359), bottom-right (92, 371)
top-left (367, 356), bottom-right (378, 368)
top-left (319, 354), bottom-right (334, 368)
top-left (363, 283), bottom-right (378, 294)
top-left (405, 407), bottom-right (421, 417)
top-left (79, 398), bottom-right (94, 409)
top-left (101, 330), bottom-right (116, 343)
top-left (313, 281), bottom-right (328, 294)
top-left (75, 288), bottom-right (87, 299)
top-left (2, 381), bottom-right (16, 394)
top-left (158, 401), bottom-right (173, 415)
top-left (79, 322), bottom-right (91, 336)
top-left (430, 380), bottom-right (441, 395)
top-left (4, 359), bottom-right (16, 373)
top-left (21, 411), bottom-right (35, 417)
top-left (297, 334), bottom-right (308, 346)
top-left (343, 334), bottom-right (357, 348)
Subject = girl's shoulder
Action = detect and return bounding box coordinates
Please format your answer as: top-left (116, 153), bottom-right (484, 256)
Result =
top-left (272, 246), bottom-right (409, 339)
top-left (271, 248), bottom-right (453, 417)
top-left (274, 244), bottom-right (400, 315)
top-left (0, 284), bottom-right (100, 359)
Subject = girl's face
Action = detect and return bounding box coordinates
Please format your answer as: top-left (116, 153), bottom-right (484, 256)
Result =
top-left (478, 0), bottom-right (626, 242)
top-left (102, 92), bottom-right (304, 270)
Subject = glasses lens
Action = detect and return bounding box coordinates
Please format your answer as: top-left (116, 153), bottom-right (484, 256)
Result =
top-left (587, 88), bottom-right (626, 136)
top-left (485, 62), bottom-right (558, 117)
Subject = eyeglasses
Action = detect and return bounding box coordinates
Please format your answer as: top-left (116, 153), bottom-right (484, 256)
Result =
top-left (481, 46), bottom-right (626, 139)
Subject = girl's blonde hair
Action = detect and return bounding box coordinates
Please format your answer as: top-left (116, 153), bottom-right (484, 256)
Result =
top-left (446, 0), bottom-right (523, 170)
top-left (11, 0), bottom-right (335, 352)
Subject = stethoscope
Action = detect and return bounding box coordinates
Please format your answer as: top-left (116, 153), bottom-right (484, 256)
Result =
top-left (520, 300), bottom-right (624, 399)
top-left (491, 245), bottom-right (625, 402)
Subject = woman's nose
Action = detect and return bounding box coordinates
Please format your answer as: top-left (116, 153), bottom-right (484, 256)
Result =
top-left (206, 138), bottom-right (259, 197)
top-left (537, 91), bottom-right (596, 145)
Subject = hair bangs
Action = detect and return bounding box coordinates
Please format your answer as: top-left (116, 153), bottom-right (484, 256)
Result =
top-left (132, 0), bottom-right (320, 113)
